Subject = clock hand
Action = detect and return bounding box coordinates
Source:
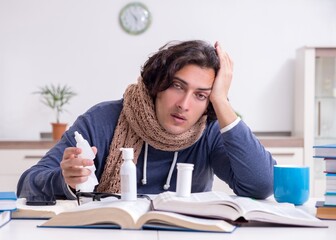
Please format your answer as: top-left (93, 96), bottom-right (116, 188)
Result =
top-left (131, 13), bottom-right (138, 23)
top-left (129, 9), bottom-right (138, 23)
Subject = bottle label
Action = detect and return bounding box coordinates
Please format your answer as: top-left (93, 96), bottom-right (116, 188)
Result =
top-left (121, 174), bottom-right (130, 192)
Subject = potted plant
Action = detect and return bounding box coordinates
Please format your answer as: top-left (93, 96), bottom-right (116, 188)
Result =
top-left (34, 84), bottom-right (76, 141)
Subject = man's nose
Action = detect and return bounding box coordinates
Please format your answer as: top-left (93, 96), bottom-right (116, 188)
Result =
top-left (176, 93), bottom-right (192, 111)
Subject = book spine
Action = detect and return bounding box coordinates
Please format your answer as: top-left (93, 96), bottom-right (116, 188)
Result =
top-left (313, 151), bottom-right (336, 209)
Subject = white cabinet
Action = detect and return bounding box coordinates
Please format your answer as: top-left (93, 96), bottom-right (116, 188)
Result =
top-left (294, 47), bottom-right (336, 197)
top-left (0, 149), bottom-right (47, 192)
top-left (268, 147), bottom-right (303, 165)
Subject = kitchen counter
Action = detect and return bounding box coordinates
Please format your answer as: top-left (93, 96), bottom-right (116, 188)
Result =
top-left (0, 141), bottom-right (57, 149)
top-left (0, 136), bottom-right (303, 150)
top-left (258, 136), bottom-right (303, 148)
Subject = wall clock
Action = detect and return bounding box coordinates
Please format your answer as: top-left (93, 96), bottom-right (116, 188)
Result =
top-left (119, 2), bottom-right (152, 35)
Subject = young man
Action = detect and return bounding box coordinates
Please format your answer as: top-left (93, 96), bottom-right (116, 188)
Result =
top-left (17, 40), bottom-right (275, 200)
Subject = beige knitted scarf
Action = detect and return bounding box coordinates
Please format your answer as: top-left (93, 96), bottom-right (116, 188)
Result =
top-left (97, 77), bottom-right (207, 193)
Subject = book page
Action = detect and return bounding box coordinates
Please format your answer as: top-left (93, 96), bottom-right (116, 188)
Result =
top-left (68, 197), bottom-right (151, 223)
top-left (40, 198), bottom-right (151, 229)
top-left (137, 211), bottom-right (236, 232)
top-left (235, 197), bottom-right (326, 227)
top-left (233, 197), bottom-right (285, 214)
top-left (0, 211), bottom-right (11, 227)
top-left (153, 191), bottom-right (242, 220)
top-left (155, 191), bottom-right (234, 203)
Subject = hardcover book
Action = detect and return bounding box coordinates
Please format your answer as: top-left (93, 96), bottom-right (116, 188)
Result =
top-left (39, 197), bottom-right (236, 233)
top-left (152, 191), bottom-right (327, 227)
top-left (315, 201), bottom-right (336, 220)
top-left (325, 158), bottom-right (336, 173)
top-left (325, 192), bottom-right (336, 206)
top-left (326, 173), bottom-right (336, 192)
top-left (0, 192), bottom-right (17, 211)
top-left (313, 144), bottom-right (336, 158)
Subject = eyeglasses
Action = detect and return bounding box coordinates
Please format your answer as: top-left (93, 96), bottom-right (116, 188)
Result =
top-left (75, 191), bottom-right (153, 210)
top-left (75, 191), bottom-right (120, 205)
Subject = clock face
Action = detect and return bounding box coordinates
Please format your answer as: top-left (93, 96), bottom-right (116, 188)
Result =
top-left (119, 2), bottom-right (151, 35)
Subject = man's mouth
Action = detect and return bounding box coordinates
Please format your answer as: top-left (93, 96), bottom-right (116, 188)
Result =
top-left (171, 113), bottom-right (186, 122)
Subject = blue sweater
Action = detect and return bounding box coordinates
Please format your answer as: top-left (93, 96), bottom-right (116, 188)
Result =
top-left (17, 100), bottom-right (276, 199)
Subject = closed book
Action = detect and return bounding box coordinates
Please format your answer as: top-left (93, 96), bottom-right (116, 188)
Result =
top-left (313, 144), bottom-right (336, 158)
top-left (0, 211), bottom-right (11, 228)
top-left (315, 201), bottom-right (336, 220)
top-left (326, 181), bottom-right (336, 192)
top-left (326, 173), bottom-right (336, 181)
top-left (326, 173), bottom-right (336, 192)
top-left (325, 192), bottom-right (336, 206)
top-left (0, 192), bottom-right (17, 211)
top-left (325, 158), bottom-right (336, 173)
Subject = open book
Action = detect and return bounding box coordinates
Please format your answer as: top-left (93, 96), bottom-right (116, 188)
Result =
top-left (11, 198), bottom-right (78, 219)
top-left (153, 191), bottom-right (327, 228)
top-left (39, 197), bottom-right (236, 232)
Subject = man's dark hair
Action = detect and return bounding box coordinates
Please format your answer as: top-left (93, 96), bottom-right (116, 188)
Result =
top-left (141, 40), bottom-right (220, 121)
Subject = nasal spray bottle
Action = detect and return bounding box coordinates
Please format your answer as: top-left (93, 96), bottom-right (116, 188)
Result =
top-left (120, 148), bottom-right (137, 201)
top-left (74, 131), bottom-right (98, 192)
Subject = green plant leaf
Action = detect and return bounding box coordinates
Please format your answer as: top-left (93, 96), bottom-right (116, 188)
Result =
top-left (33, 84), bottom-right (77, 123)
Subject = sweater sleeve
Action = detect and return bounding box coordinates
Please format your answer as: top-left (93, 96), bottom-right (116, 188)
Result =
top-left (16, 101), bottom-right (121, 199)
top-left (16, 137), bottom-right (78, 200)
top-left (211, 120), bottom-right (276, 199)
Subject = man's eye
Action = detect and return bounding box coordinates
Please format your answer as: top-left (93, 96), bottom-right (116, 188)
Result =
top-left (196, 94), bottom-right (207, 101)
top-left (172, 82), bottom-right (182, 89)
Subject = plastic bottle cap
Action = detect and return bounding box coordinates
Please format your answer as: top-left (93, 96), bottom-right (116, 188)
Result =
top-left (177, 163), bottom-right (194, 170)
top-left (74, 131), bottom-right (84, 143)
top-left (120, 148), bottom-right (134, 159)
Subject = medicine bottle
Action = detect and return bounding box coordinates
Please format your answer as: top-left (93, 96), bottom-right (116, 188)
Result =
top-left (120, 148), bottom-right (137, 201)
top-left (176, 163), bottom-right (194, 197)
top-left (74, 131), bottom-right (98, 192)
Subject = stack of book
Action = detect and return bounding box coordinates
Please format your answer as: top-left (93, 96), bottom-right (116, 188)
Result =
top-left (313, 144), bottom-right (336, 220)
top-left (0, 191), bottom-right (17, 228)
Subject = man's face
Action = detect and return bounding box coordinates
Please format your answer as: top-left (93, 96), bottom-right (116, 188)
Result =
top-left (155, 64), bottom-right (215, 135)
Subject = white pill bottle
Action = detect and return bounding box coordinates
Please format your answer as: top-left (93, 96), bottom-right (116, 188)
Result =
top-left (120, 148), bottom-right (137, 201)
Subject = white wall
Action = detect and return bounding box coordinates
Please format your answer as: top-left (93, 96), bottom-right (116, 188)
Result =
top-left (1, 0), bottom-right (335, 140)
